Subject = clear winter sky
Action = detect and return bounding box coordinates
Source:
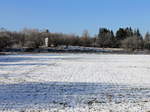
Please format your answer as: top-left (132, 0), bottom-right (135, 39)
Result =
top-left (0, 0), bottom-right (150, 36)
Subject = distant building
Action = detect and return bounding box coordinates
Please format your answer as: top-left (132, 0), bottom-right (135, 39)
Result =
top-left (45, 37), bottom-right (49, 47)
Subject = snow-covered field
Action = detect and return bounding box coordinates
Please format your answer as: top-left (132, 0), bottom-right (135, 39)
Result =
top-left (0, 53), bottom-right (150, 112)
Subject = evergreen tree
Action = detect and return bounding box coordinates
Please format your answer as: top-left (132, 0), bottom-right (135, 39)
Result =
top-left (116, 27), bottom-right (134, 47)
top-left (97, 28), bottom-right (115, 48)
top-left (144, 32), bottom-right (150, 49)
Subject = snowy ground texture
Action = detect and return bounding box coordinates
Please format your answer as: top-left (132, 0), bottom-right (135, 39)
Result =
top-left (0, 53), bottom-right (150, 112)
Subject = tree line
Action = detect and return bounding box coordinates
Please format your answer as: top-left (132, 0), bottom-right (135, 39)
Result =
top-left (0, 27), bottom-right (150, 51)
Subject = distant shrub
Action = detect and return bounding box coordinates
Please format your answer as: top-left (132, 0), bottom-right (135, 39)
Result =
top-left (121, 36), bottom-right (143, 51)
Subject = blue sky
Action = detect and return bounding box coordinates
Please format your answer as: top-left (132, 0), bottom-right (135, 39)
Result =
top-left (0, 0), bottom-right (150, 36)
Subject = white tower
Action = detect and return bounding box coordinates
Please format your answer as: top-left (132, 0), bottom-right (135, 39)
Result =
top-left (45, 37), bottom-right (49, 47)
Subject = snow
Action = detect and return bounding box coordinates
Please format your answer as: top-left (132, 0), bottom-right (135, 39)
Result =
top-left (0, 53), bottom-right (150, 112)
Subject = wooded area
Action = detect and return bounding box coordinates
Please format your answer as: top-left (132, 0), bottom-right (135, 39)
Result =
top-left (0, 27), bottom-right (150, 51)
